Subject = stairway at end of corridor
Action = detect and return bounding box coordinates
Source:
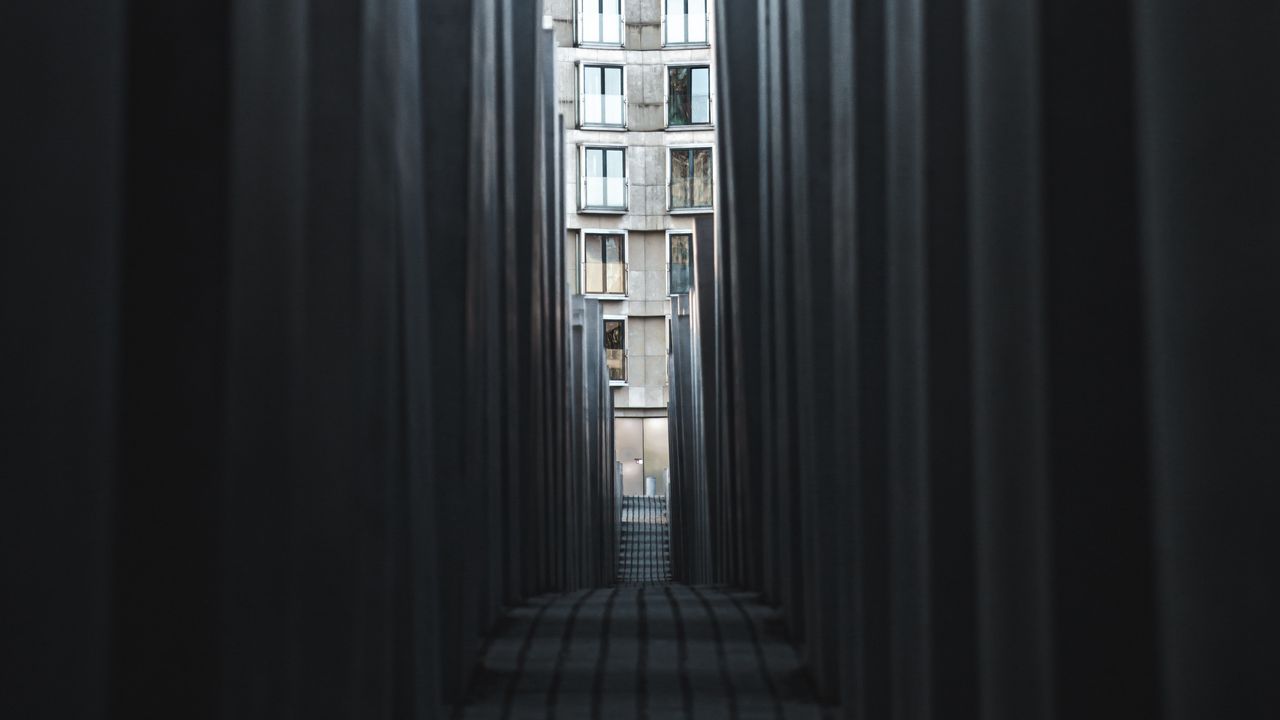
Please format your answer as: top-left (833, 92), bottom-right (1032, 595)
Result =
top-left (617, 496), bottom-right (672, 586)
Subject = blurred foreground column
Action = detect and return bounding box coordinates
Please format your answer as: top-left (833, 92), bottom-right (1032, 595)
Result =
top-left (1136, 3), bottom-right (1280, 716)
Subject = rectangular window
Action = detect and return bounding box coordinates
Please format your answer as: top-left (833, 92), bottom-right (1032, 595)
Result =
top-left (582, 65), bottom-right (625, 128)
top-left (580, 0), bottom-right (623, 45)
top-left (582, 146), bottom-right (627, 210)
top-left (668, 66), bottom-right (711, 127)
top-left (669, 147), bottom-right (713, 210)
top-left (664, 0), bottom-right (707, 45)
top-left (605, 318), bottom-right (627, 383)
top-left (583, 232), bottom-right (627, 295)
top-left (669, 232), bottom-right (692, 294)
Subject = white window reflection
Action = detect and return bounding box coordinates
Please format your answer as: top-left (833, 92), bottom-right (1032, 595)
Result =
top-left (583, 147), bottom-right (627, 210)
top-left (664, 0), bottom-right (707, 46)
top-left (581, 0), bottom-right (623, 45)
top-left (583, 65), bottom-right (625, 127)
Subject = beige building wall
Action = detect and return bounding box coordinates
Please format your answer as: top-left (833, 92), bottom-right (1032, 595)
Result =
top-left (550, 0), bottom-right (715, 493)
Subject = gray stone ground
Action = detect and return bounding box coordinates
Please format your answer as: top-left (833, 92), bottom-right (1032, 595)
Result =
top-left (456, 585), bottom-right (834, 720)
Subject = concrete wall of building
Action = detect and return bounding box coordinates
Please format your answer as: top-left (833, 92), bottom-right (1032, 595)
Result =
top-left (548, 0), bottom-right (716, 493)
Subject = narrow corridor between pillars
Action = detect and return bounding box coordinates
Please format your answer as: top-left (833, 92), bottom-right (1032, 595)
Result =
top-left (456, 586), bottom-right (829, 719)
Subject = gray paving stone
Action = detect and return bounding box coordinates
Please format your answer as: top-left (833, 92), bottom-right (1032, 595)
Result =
top-left (459, 584), bottom-right (829, 719)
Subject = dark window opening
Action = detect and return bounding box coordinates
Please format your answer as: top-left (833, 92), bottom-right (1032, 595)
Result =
top-left (605, 319), bottom-right (626, 382)
top-left (668, 66), bottom-right (711, 126)
top-left (669, 233), bottom-right (692, 294)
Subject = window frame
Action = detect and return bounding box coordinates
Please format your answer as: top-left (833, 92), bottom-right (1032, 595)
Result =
top-left (663, 62), bottom-right (714, 130)
top-left (579, 229), bottom-right (630, 299)
top-left (603, 314), bottom-right (629, 386)
top-left (579, 143), bottom-right (629, 213)
top-left (578, 62), bottom-right (629, 130)
top-left (576, 0), bottom-right (627, 48)
top-left (660, 0), bottom-right (710, 48)
top-left (665, 144), bottom-right (715, 213)
top-left (665, 229), bottom-right (694, 296)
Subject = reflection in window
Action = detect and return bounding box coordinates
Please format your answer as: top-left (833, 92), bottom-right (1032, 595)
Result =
top-left (583, 65), bottom-right (625, 127)
top-left (584, 233), bottom-right (626, 295)
top-left (581, 0), bottom-right (623, 45)
top-left (664, 0), bottom-right (707, 45)
top-left (583, 147), bottom-right (626, 210)
top-left (605, 319), bottom-right (626, 382)
top-left (670, 147), bottom-right (713, 210)
top-left (669, 233), bottom-right (692, 294)
top-left (668, 66), bottom-right (711, 126)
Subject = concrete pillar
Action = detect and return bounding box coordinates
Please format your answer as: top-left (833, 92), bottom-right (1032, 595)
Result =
top-left (0, 3), bottom-right (124, 717)
top-left (841, 0), bottom-right (894, 715)
top-left (2, 2), bottom-right (604, 717)
top-left (965, 2), bottom-right (1054, 717)
top-left (1135, 3), bottom-right (1280, 716)
top-left (711, 2), bottom-right (1278, 718)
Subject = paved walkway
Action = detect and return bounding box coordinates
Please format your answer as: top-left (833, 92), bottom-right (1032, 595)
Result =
top-left (456, 585), bottom-right (832, 720)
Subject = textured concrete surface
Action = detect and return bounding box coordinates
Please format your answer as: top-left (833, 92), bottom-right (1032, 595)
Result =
top-left (457, 585), bottom-right (833, 719)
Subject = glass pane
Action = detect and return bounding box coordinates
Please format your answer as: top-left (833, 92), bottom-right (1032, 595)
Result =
top-left (585, 235), bottom-right (604, 293)
top-left (691, 67), bottom-right (709, 95)
top-left (602, 11), bottom-right (620, 43)
top-left (582, 7), bottom-right (600, 42)
top-left (670, 149), bottom-right (690, 181)
top-left (666, 13), bottom-right (685, 43)
top-left (689, 0), bottom-right (707, 42)
top-left (604, 67), bottom-right (622, 95)
top-left (670, 149), bottom-right (690, 208)
top-left (604, 236), bottom-right (625, 294)
top-left (586, 234), bottom-right (604, 262)
top-left (585, 94), bottom-right (603, 124)
top-left (692, 94), bottom-right (709, 124)
top-left (668, 67), bottom-right (690, 125)
top-left (586, 261), bottom-right (605, 294)
top-left (604, 235), bottom-right (621, 264)
top-left (586, 178), bottom-right (604, 207)
top-left (604, 95), bottom-right (623, 125)
top-left (606, 178), bottom-right (625, 208)
top-left (670, 233), bottom-right (692, 294)
top-left (605, 319), bottom-right (626, 382)
top-left (586, 265), bottom-right (604, 293)
top-left (692, 67), bottom-right (710, 124)
top-left (585, 66), bottom-right (602, 95)
top-left (604, 320), bottom-right (623, 349)
top-left (604, 149), bottom-right (624, 205)
top-left (606, 259), bottom-right (625, 294)
top-left (693, 148), bottom-right (713, 207)
top-left (586, 148), bottom-right (603, 177)
top-left (606, 349), bottom-right (625, 381)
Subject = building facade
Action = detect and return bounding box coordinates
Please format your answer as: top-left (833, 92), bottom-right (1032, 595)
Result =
top-left (549, 0), bottom-right (716, 496)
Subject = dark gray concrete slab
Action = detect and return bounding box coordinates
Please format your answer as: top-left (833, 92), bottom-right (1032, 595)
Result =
top-left (459, 585), bottom-right (832, 720)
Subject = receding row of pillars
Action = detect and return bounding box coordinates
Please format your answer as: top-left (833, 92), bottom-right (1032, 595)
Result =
top-left (680, 0), bottom-right (1280, 717)
top-left (2, 1), bottom-right (617, 718)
